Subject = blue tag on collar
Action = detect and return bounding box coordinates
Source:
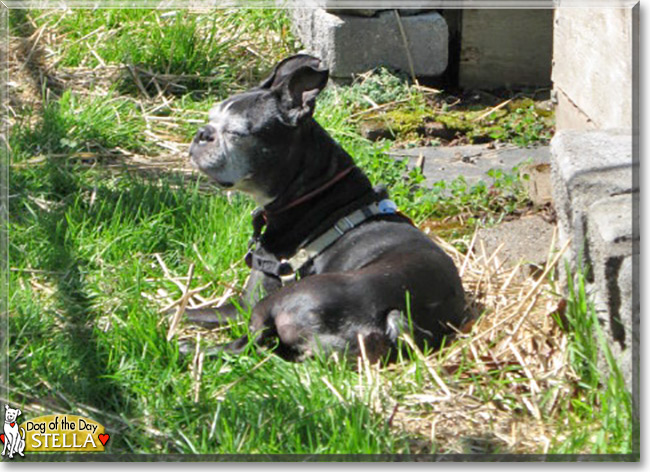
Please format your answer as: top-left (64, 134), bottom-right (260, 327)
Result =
top-left (378, 199), bottom-right (398, 214)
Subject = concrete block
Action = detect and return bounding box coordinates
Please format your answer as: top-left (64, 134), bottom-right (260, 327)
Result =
top-left (288, 8), bottom-right (448, 79)
top-left (550, 129), bottom-right (635, 257)
top-left (592, 253), bottom-right (637, 392)
top-left (552, 129), bottom-right (638, 391)
top-left (552, 8), bottom-right (634, 129)
top-left (588, 194), bottom-right (637, 357)
top-left (554, 87), bottom-right (597, 131)
top-left (459, 9), bottom-right (553, 90)
top-left (588, 194), bottom-right (636, 258)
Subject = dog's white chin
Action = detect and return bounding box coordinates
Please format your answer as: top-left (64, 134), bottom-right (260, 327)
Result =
top-left (250, 192), bottom-right (275, 206)
top-left (227, 178), bottom-right (275, 206)
top-left (241, 185), bottom-right (275, 206)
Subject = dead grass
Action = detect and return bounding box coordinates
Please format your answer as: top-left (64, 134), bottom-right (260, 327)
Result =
top-left (389, 228), bottom-right (574, 453)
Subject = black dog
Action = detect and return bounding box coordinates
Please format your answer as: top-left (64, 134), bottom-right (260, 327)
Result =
top-left (187, 54), bottom-right (466, 362)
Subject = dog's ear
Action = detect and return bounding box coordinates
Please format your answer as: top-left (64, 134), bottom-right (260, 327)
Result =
top-left (4, 405), bottom-right (7, 410)
top-left (259, 54), bottom-right (325, 89)
top-left (15, 409), bottom-right (20, 416)
top-left (260, 54), bottom-right (329, 126)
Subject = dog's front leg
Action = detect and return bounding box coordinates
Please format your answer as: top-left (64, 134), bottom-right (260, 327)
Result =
top-left (183, 269), bottom-right (281, 328)
top-left (182, 303), bottom-right (242, 328)
top-left (6, 437), bottom-right (14, 458)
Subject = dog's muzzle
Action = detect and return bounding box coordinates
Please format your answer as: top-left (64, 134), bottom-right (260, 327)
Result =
top-left (189, 125), bottom-right (217, 160)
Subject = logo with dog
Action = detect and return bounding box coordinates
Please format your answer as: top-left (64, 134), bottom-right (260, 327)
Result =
top-left (2, 405), bottom-right (25, 459)
top-left (1, 405), bottom-right (110, 458)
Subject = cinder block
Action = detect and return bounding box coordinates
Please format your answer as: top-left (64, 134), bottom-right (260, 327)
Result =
top-left (591, 253), bottom-right (637, 392)
top-left (288, 8), bottom-right (448, 79)
top-left (588, 194), bottom-right (636, 259)
top-left (550, 129), bottom-right (635, 259)
top-left (587, 195), bottom-right (637, 391)
top-left (551, 129), bottom-right (638, 391)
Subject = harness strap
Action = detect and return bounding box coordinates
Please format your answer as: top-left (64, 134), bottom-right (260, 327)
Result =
top-left (284, 203), bottom-right (379, 273)
top-left (246, 199), bottom-right (402, 283)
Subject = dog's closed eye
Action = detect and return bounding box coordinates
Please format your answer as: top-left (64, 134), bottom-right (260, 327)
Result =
top-left (225, 129), bottom-right (246, 137)
top-left (196, 126), bottom-right (216, 143)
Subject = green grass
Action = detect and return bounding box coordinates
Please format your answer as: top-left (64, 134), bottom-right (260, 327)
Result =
top-left (19, 8), bottom-right (298, 98)
top-left (8, 9), bottom-right (412, 454)
top-left (7, 7), bottom-right (634, 457)
top-left (11, 89), bottom-right (152, 158)
top-left (549, 264), bottom-right (635, 455)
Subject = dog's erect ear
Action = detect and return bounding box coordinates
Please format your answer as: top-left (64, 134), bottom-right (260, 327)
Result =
top-left (4, 405), bottom-right (8, 410)
top-left (259, 54), bottom-right (325, 89)
top-left (260, 54), bottom-right (329, 125)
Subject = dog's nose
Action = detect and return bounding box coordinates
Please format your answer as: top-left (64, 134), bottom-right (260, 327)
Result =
top-left (196, 125), bottom-right (216, 143)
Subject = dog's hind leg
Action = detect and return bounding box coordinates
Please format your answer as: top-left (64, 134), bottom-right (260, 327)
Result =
top-left (17, 429), bottom-right (24, 457)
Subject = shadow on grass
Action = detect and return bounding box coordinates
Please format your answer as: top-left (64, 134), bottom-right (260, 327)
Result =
top-left (8, 154), bottom-right (221, 442)
top-left (10, 159), bottom-right (122, 414)
top-left (10, 10), bottom-right (65, 99)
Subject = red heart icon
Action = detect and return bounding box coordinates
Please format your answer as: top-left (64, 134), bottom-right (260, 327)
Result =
top-left (0, 434), bottom-right (4, 444)
top-left (9, 423), bottom-right (14, 427)
top-left (98, 434), bottom-right (109, 446)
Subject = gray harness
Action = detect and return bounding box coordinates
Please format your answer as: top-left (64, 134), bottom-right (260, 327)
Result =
top-left (245, 199), bottom-right (400, 285)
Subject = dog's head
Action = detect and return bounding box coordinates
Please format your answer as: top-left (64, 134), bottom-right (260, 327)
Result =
top-left (4, 405), bottom-right (21, 423)
top-left (189, 54), bottom-right (329, 205)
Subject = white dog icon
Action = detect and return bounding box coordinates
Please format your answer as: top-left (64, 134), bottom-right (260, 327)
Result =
top-left (2, 405), bottom-right (25, 459)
